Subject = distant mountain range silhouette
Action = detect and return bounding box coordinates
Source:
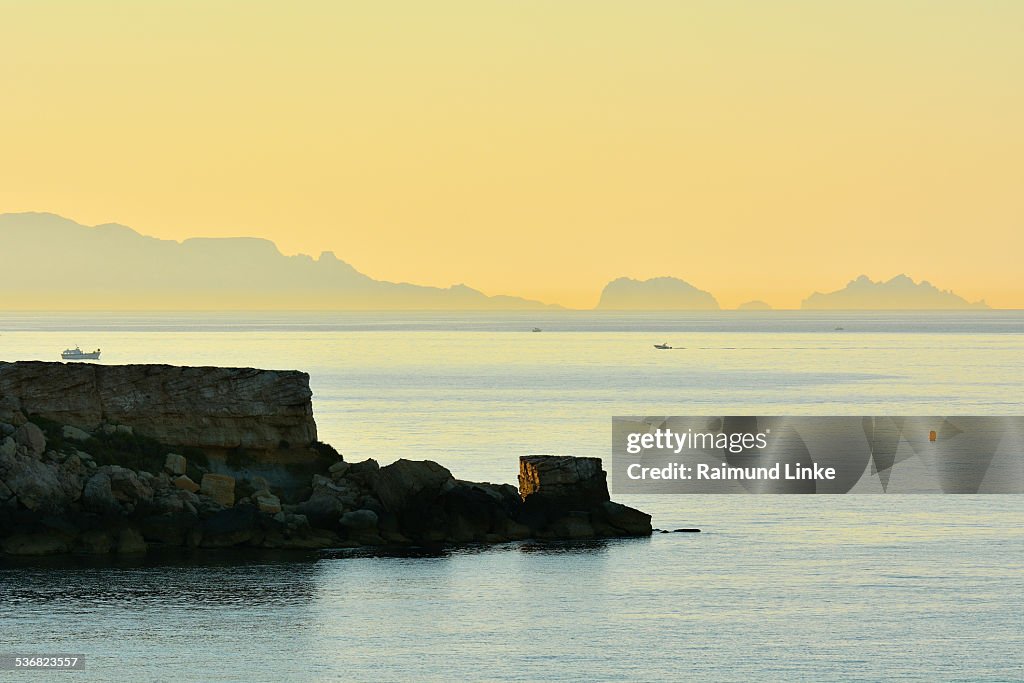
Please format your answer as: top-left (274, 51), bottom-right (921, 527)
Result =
top-left (802, 275), bottom-right (988, 310)
top-left (0, 213), bottom-right (559, 310)
top-left (0, 213), bottom-right (994, 310)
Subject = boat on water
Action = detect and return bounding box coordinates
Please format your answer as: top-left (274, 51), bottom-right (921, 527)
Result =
top-left (654, 343), bottom-right (672, 350)
top-left (532, 327), bottom-right (542, 332)
top-left (61, 346), bottom-right (101, 361)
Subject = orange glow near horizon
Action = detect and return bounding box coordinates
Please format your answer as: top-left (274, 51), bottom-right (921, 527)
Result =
top-left (1, 2), bottom-right (1022, 309)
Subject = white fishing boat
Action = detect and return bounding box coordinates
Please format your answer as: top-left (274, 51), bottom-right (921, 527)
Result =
top-left (61, 346), bottom-right (101, 361)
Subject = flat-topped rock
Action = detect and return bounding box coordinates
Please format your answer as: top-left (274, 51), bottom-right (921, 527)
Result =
top-left (516, 455), bottom-right (650, 537)
top-left (519, 455), bottom-right (610, 508)
top-left (0, 361), bottom-right (316, 454)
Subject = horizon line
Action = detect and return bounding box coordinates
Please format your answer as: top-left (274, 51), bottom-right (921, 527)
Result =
top-left (1, 308), bottom-right (1020, 314)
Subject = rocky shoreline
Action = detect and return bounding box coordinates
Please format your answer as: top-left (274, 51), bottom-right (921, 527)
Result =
top-left (0, 362), bottom-right (651, 557)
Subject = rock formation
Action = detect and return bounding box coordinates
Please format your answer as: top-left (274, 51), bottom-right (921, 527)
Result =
top-left (0, 361), bottom-right (316, 453)
top-left (0, 362), bottom-right (651, 556)
top-left (0, 361), bottom-right (325, 498)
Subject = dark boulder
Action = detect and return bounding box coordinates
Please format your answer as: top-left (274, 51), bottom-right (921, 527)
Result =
top-left (344, 458), bottom-right (380, 488)
top-left (437, 482), bottom-right (521, 543)
top-left (372, 459), bottom-right (454, 513)
top-left (294, 475), bottom-right (358, 528)
top-left (339, 508), bottom-right (379, 532)
top-left (592, 501), bottom-right (652, 537)
top-left (197, 504), bottom-right (264, 548)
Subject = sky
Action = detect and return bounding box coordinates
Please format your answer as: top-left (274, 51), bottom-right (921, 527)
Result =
top-left (1, 1), bottom-right (1022, 309)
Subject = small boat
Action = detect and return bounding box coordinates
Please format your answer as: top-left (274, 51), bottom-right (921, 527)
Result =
top-left (834, 326), bottom-right (844, 331)
top-left (61, 346), bottom-right (101, 361)
top-left (654, 343), bottom-right (672, 350)
top-left (532, 327), bottom-right (542, 332)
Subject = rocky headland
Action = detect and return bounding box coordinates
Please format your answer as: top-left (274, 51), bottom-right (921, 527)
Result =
top-left (0, 361), bottom-right (650, 557)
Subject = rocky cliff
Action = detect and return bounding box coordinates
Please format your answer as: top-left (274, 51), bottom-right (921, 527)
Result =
top-left (0, 361), bottom-right (326, 498)
top-left (0, 363), bottom-right (651, 556)
top-left (0, 362), bottom-right (317, 453)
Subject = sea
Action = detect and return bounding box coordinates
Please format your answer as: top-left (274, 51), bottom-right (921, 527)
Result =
top-left (1, 311), bottom-right (1022, 682)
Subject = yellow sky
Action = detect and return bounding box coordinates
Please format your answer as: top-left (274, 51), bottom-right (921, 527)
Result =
top-left (1, 2), bottom-right (1022, 309)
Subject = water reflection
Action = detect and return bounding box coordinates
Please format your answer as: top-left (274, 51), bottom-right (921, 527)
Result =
top-left (0, 550), bottom-right (322, 609)
top-left (0, 538), bottom-right (635, 611)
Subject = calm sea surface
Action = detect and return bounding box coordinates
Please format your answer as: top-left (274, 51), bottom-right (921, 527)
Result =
top-left (1, 312), bottom-right (1022, 681)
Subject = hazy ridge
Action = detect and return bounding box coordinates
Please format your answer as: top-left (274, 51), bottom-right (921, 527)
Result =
top-left (0, 213), bottom-right (995, 310)
top-left (0, 213), bottom-right (559, 311)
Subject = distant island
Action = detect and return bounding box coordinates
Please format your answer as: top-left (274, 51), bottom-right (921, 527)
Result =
top-left (802, 275), bottom-right (989, 310)
top-left (0, 213), bottom-right (559, 311)
top-left (595, 277), bottom-right (719, 310)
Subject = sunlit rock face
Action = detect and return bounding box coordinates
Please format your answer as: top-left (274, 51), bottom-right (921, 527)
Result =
top-left (518, 455), bottom-right (609, 507)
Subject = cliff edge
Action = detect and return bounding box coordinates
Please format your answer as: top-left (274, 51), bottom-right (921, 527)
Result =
top-left (0, 361), bottom-right (317, 454)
